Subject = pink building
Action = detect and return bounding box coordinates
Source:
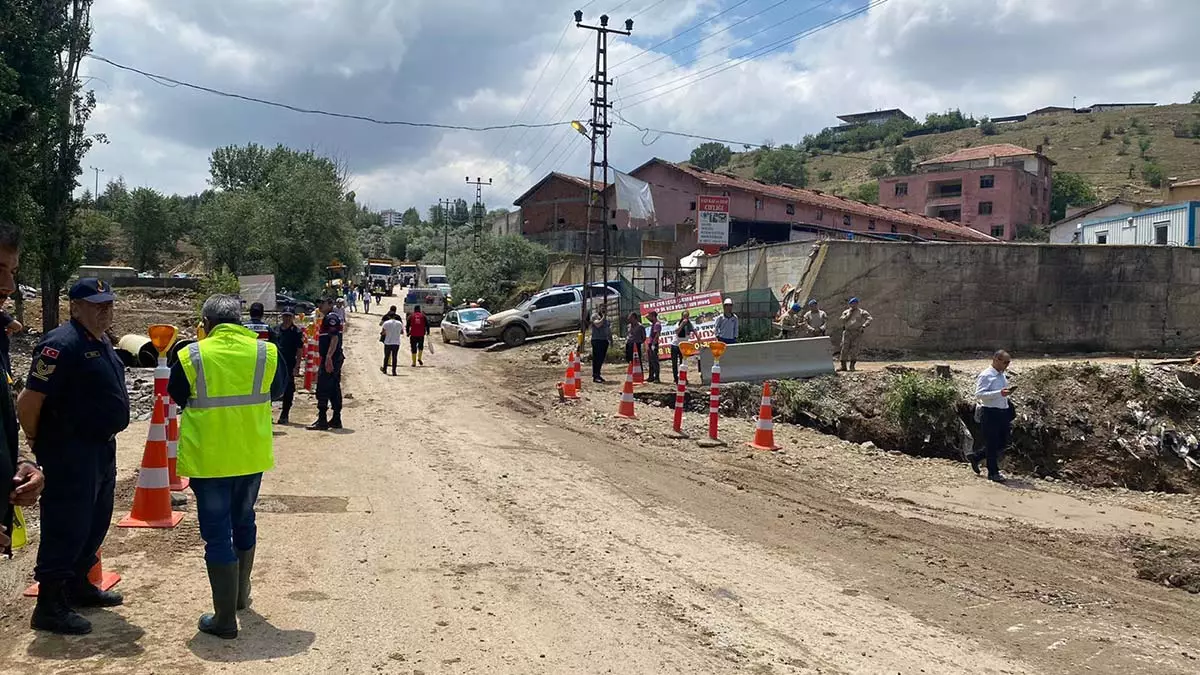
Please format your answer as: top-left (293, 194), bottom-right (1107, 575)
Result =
top-left (609, 159), bottom-right (994, 246)
top-left (878, 143), bottom-right (1054, 241)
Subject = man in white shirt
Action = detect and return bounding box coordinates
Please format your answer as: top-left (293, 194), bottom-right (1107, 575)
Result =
top-left (380, 315), bottom-right (405, 376)
top-left (969, 350), bottom-right (1014, 483)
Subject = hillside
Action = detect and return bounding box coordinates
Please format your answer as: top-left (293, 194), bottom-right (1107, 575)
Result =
top-left (723, 104), bottom-right (1200, 206)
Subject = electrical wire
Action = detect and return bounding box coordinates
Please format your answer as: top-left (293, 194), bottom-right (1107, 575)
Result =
top-left (615, 0), bottom-right (837, 91)
top-left (630, 0), bottom-right (670, 20)
top-left (87, 54), bottom-right (571, 132)
top-left (608, 0), bottom-right (756, 70)
top-left (618, 0), bottom-right (890, 109)
top-left (486, 19), bottom-right (575, 162)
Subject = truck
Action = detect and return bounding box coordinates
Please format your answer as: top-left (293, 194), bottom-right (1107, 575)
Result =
top-left (404, 287), bottom-right (449, 325)
top-left (481, 283), bottom-right (620, 347)
top-left (419, 264), bottom-right (451, 299)
top-left (396, 262), bottom-right (420, 288)
top-left (365, 258), bottom-right (394, 295)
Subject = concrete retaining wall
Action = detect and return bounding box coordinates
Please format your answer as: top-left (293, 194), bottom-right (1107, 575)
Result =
top-left (699, 241), bottom-right (819, 295)
top-left (797, 241), bottom-right (1200, 353)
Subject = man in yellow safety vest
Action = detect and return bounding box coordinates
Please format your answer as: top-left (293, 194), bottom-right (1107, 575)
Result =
top-left (167, 294), bottom-right (286, 639)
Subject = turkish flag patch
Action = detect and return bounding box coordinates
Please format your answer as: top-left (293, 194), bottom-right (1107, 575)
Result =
top-left (40, 347), bottom-right (60, 359)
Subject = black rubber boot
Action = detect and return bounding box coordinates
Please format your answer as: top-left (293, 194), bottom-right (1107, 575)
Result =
top-left (236, 547), bottom-right (255, 610)
top-left (276, 414), bottom-right (289, 425)
top-left (198, 562), bottom-right (239, 639)
top-left (31, 581), bottom-right (92, 635)
top-left (328, 413), bottom-right (343, 430)
top-left (306, 411), bottom-right (329, 431)
top-left (66, 578), bottom-right (124, 608)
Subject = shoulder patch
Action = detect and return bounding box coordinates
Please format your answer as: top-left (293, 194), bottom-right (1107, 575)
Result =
top-left (40, 347), bottom-right (60, 360)
top-left (84, 350), bottom-right (101, 359)
top-left (31, 358), bottom-right (56, 381)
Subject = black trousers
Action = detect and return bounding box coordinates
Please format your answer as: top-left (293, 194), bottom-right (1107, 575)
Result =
top-left (409, 335), bottom-right (425, 354)
top-left (280, 362), bottom-right (296, 416)
top-left (624, 340), bottom-right (643, 366)
top-left (316, 355), bottom-right (344, 415)
top-left (383, 344), bottom-right (400, 371)
top-left (35, 439), bottom-right (116, 585)
top-left (670, 345), bottom-right (684, 383)
top-left (592, 339), bottom-right (609, 380)
top-left (647, 345), bottom-right (661, 381)
top-left (973, 407), bottom-right (1011, 476)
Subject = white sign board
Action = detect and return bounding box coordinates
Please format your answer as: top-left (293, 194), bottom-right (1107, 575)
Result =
top-left (697, 195), bottom-right (730, 247)
top-left (238, 275), bottom-right (277, 311)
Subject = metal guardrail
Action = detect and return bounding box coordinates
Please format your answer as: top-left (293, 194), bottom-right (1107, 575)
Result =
top-left (695, 337), bottom-right (835, 384)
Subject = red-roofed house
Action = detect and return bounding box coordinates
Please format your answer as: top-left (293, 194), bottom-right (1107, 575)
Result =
top-left (878, 143), bottom-right (1054, 240)
top-left (608, 159), bottom-right (993, 247)
top-left (511, 172), bottom-right (606, 236)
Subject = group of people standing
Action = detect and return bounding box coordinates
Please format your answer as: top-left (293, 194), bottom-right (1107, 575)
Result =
top-left (377, 304), bottom-right (430, 375)
top-left (343, 284), bottom-right (385, 314)
top-left (779, 297), bottom-right (873, 371)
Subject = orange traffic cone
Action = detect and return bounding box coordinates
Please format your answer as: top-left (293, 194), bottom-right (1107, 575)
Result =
top-left (747, 382), bottom-right (781, 451)
top-left (166, 399), bottom-right (188, 491)
top-left (570, 352), bottom-right (582, 393)
top-left (615, 362), bottom-right (637, 419)
top-left (24, 549), bottom-right (120, 597)
top-left (119, 394), bottom-right (184, 528)
top-left (632, 348), bottom-right (645, 385)
top-left (562, 361), bottom-right (579, 400)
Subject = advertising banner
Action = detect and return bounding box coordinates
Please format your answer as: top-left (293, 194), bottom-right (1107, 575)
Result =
top-left (639, 290), bottom-right (724, 361)
top-left (697, 195), bottom-right (730, 248)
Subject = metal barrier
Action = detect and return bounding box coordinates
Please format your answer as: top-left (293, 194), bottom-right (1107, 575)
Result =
top-left (695, 337), bottom-right (834, 384)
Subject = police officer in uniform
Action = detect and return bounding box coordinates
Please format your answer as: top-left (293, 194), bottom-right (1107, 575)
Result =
top-left (243, 302), bottom-right (273, 341)
top-left (273, 307), bottom-right (305, 425)
top-left (306, 298), bottom-right (343, 431)
top-left (18, 279), bottom-right (130, 634)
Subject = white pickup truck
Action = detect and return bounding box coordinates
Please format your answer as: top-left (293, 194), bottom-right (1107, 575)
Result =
top-left (481, 283), bottom-right (620, 347)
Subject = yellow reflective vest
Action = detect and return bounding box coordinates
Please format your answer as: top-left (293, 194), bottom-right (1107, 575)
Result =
top-left (177, 323), bottom-right (278, 478)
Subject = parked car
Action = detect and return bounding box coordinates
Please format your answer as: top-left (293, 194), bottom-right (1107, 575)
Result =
top-left (482, 283), bottom-right (620, 347)
top-left (276, 292), bottom-right (316, 315)
top-left (441, 307), bottom-right (492, 345)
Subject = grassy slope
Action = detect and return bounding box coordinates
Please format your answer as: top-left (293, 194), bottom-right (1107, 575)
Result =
top-left (723, 104), bottom-right (1200, 202)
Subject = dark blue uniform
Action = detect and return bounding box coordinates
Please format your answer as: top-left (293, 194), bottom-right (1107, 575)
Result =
top-left (26, 320), bottom-right (129, 585)
top-left (273, 322), bottom-right (304, 421)
top-left (315, 312), bottom-right (343, 422)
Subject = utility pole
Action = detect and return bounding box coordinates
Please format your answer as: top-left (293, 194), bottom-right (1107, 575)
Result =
top-left (438, 198), bottom-right (453, 267)
top-left (89, 165), bottom-right (104, 199)
top-left (466, 177), bottom-right (492, 250)
top-left (575, 10), bottom-right (633, 333)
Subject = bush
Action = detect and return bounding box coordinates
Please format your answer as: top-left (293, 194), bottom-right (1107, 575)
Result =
top-left (883, 373), bottom-right (961, 444)
top-left (979, 117), bottom-right (998, 136)
top-left (1142, 162), bottom-right (1166, 188)
top-left (850, 182), bottom-right (879, 204)
top-left (1115, 125), bottom-right (1126, 135)
top-left (817, 169), bottom-right (833, 182)
top-left (1138, 137), bottom-right (1153, 158)
top-left (194, 269), bottom-right (241, 315)
top-left (868, 161), bottom-right (889, 178)
top-left (1101, 125), bottom-right (1113, 140)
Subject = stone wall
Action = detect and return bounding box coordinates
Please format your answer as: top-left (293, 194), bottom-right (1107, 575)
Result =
top-left (796, 241), bottom-right (1200, 354)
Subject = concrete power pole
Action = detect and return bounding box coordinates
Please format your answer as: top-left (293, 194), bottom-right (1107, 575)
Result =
top-left (90, 166), bottom-right (104, 200)
top-left (439, 198), bottom-right (453, 267)
top-left (575, 10), bottom-right (633, 331)
top-left (465, 177), bottom-right (492, 250)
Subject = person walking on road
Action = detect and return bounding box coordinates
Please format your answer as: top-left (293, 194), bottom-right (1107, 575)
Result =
top-left (170, 294), bottom-right (286, 639)
top-left (624, 312), bottom-right (646, 368)
top-left (968, 350), bottom-right (1015, 484)
top-left (714, 298), bottom-right (739, 345)
top-left (0, 221), bottom-right (44, 598)
top-left (590, 308), bottom-right (611, 384)
top-left (379, 305), bottom-right (401, 325)
top-left (273, 308), bottom-right (305, 425)
top-left (345, 288), bottom-right (358, 313)
top-left (381, 314), bottom-right (404, 376)
top-left (19, 278), bottom-right (129, 634)
top-left (407, 305), bottom-right (428, 367)
top-left (306, 298), bottom-right (344, 431)
top-left (671, 310), bottom-right (697, 384)
top-left (838, 297), bottom-right (872, 372)
top-left (802, 299), bottom-right (828, 338)
top-left (362, 291), bottom-right (371, 315)
top-left (646, 310), bottom-right (663, 383)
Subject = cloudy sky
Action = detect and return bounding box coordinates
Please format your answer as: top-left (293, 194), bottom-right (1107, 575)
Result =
top-left (82, 0), bottom-right (1200, 213)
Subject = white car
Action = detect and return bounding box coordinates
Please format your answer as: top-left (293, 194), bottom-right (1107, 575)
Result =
top-left (441, 308), bottom-right (491, 345)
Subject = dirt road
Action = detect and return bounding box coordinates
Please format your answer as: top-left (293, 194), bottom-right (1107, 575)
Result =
top-left (1, 311), bottom-right (1198, 673)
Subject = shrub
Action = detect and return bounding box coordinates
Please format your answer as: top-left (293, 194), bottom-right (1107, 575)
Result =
top-left (883, 373), bottom-right (961, 444)
top-left (979, 117), bottom-right (998, 136)
top-left (1138, 137), bottom-right (1152, 158)
top-left (868, 161), bottom-right (889, 178)
top-left (1101, 125), bottom-right (1113, 140)
top-left (194, 269), bottom-right (241, 316)
top-left (817, 169), bottom-right (833, 182)
top-left (1142, 162), bottom-right (1166, 188)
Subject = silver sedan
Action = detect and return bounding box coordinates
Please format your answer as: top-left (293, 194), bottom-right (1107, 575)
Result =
top-left (441, 307), bottom-right (492, 345)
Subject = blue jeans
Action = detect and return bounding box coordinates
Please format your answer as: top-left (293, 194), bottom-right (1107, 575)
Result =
top-left (718, 337), bottom-right (737, 344)
top-left (191, 474), bottom-right (263, 564)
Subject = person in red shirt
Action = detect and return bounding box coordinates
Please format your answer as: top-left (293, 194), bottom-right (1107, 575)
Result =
top-left (407, 305), bottom-right (428, 367)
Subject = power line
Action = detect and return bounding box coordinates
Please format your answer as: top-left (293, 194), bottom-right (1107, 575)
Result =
top-left (619, 0), bottom-right (890, 109)
top-left (87, 54), bottom-right (570, 132)
top-left (630, 0), bottom-right (670, 20)
top-left (615, 0), bottom-right (837, 91)
top-left (609, 0), bottom-right (756, 70)
top-left (485, 19), bottom-right (575, 162)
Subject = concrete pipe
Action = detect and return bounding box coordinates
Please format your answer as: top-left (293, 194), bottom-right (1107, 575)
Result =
top-left (116, 334), bottom-right (159, 368)
top-left (167, 338), bottom-right (196, 368)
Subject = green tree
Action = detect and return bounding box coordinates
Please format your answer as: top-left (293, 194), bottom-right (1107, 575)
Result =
top-left (121, 187), bottom-right (175, 271)
top-left (1050, 172), bottom-right (1098, 221)
top-left (753, 147), bottom-right (806, 186)
top-left (688, 142), bottom-right (732, 171)
top-left (868, 161), bottom-right (889, 178)
top-left (401, 207), bottom-right (422, 229)
top-left (1142, 162), bottom-right (1166, 188)
top-left (891, 145), bottom-right (916, 175)
top-left (849, 182), bottom-right (879, 204)
top-left (1192, 91), bottom-right (1200, 105)
top-left (196, 190), bottom-right (266, 275)
top-left (2, 0), bottom-right (100, 329)
top-left (208, 142), bottom-right (275, 191)
top-left (446, 235), bottom-right (548, 309)
top-left (1138, 137), bottom-right (1152, 158)
top-left (817, 169), bottom-right (833, 182)
top-left (357, 224), bottom-right (389, 258)
top-left (388, 229), bottom-right (407, 260)
top-left (979, 117), bottom-right (998, 136)
top-left (70, 208), bottom-right (116, 263)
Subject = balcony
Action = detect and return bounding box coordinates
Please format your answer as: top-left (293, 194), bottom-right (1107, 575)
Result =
top-left (927, 180), bottom-right (963, 200)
